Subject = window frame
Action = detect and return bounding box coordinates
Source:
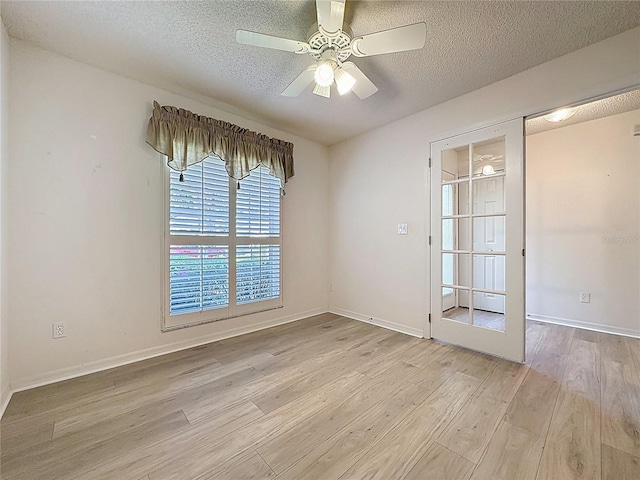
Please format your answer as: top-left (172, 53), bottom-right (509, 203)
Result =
top-left (162, 156), bottom-right (283, 332)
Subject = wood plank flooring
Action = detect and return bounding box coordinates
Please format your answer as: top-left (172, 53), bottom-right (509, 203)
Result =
top-left (2, 313), bottom-right (640, 479)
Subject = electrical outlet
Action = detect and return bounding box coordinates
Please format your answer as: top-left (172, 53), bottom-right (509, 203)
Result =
top-left (579, 292), bottom-right (590, 303)
top-left (53, 322), bottom-right (66, 339)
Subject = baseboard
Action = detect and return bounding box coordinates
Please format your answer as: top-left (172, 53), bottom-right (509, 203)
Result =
top-left (1, 385), bottom-right (12, 419)
top-left (329, 308), bottom-right (424, 338)
top-left (526, 313), bottom-right (640, 339)
top-left (9, 307), bottom-right (327, 394)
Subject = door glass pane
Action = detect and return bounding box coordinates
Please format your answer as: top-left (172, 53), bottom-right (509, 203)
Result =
top-left (443, 288), bottom-right (470, 324)
top-left (441, 184), bottom-right (456, 216)
top-left (457, 217), bottom-right (471, 251)
top-left (442, 183), bottom-right (471, 217)
top-left (472, 137), bottom-right (505, 178)
top-left (442, 253), bottom-right (455, 287)
top-left (442, 219), bottom-right (455, 250)
top-left (473, 254), bottom-right (506, 292)
top-left (457, 252), bottom-right (471, 288)
top-left (473, 215), bottom-right (505, 252)
top-left (472, 292), bottom-right (505, 332)
top-left (442, 253), bottom-right (470, 288)
top-left (442, 217), bottom-right (470, 251)
top-left (442, 147), bottom-right (468, 182)
top-left (472, 176), bottom-right (505, 215)
top-left (458, 181), bottom-right (470, 215)
top-left (456, 145), bottom-right (471, 178)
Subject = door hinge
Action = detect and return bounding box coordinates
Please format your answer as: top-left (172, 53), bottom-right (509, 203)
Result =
top-left (428, 235), bottom-right (432, 245)
top-left (428, 313), bottom-right (431, 324)
top-left (522, 248), bottom-right (525, 257)
top-left (428, 157), bottom-right (432, 168)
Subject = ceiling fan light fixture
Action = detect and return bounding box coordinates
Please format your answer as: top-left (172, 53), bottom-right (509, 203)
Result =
top-left (335, 67), bottom-right (356, 95)
top-left (314, 61), bottom-right (335, 87)
top-left (543, 107), bottom-right (578, 123)
top-left (313, 82), bottom-right (331, 98)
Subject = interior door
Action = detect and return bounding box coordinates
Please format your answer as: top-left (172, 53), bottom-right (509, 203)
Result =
top-left (430, 118), bottom-right (524, 362)
top-left (468, 175), bottom-right (506, 313)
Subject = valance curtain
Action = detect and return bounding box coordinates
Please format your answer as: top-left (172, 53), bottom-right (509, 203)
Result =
top-left (146, 101), bottom-right (294, 186)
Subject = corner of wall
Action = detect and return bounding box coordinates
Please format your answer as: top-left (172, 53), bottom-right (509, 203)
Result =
top-left (0, 15), bottom-right (11, 417)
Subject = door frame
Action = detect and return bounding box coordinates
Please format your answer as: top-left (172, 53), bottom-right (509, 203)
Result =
top-left (427, 118), bottom-right (525, 362)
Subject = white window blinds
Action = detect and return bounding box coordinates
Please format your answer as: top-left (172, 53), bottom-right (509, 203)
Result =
top-left (236, 245), bottom-right (281, 305)
top-left (166, 157), bottom-right (282, 329)
top-left (170, 160), bottom-right (229, 236)
top-left (236, 167), bottom-right (281, 237)
top-left (169, 245), bottom-right (229, 315)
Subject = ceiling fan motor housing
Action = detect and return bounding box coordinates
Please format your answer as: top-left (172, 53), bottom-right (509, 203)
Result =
top-left (307, 23), bottom-right (354, 62)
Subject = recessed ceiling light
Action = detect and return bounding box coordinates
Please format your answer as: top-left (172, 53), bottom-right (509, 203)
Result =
top-left (543, 107), bottom-right (578, 123)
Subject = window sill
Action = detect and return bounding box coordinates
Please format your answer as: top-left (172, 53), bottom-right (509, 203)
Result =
top-left (161, 304), bottom-right (284, 332)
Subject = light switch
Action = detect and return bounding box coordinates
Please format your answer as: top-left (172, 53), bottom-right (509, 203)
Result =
top-left (397, 223), bottom-right (408, 235)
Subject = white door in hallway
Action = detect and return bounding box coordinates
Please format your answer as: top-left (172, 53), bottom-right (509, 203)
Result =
top-left (459, 176), bottom-right (506, 313)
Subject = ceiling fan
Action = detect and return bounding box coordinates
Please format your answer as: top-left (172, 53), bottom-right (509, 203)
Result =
top-left (236, 0), bottom-right (427, 99)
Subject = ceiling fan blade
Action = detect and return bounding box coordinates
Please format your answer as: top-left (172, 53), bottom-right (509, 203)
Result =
top-left (313, 83), bottom-right (331, 98)
top-left (236, 30), bottom-right (310, 54)
top-left (281, 65), bottom-right (317, 97)
top-left (351, 22), bottom-right (426, 57)
top-left (340, 62), bottom-right (378, 99)
top-left (316, 0), bottom-right (346, 34)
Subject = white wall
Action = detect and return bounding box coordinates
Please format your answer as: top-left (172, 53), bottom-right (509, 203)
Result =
top-left (7, 40), bottom-right (330, 390)
top-left (5, 26), bottom-right (640, 393)
top-left (526, 109), bottom-right (640, 336)
top-left (0, 17), bottom-right (9, 413)
top-left (327, 119), bottom-right (429, 337)
top-left (328, 28), bottom-right (640, 338)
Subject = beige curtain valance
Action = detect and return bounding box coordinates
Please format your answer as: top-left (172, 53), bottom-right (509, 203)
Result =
top-left (146, 101), bottom-right (294, 186)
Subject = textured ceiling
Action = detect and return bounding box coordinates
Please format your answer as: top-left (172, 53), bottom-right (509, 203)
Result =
top-left (526, 89), bottom-right (640, 136)
top-left (2, 1), bottom-right (640, 145)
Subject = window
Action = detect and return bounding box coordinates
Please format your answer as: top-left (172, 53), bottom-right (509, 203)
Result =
top-left (165, 156), bottom-right (282, 329)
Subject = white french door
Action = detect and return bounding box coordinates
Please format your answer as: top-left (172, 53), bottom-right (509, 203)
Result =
top-left (430, 119), bottom-right (524, 362)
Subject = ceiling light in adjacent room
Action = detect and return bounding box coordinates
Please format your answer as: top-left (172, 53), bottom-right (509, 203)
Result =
top-left (543, 107), bottom-right (578, 123)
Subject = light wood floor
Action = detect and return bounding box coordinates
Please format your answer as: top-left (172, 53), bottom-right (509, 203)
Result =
top-left (2, 313), bottom-right (640, 479)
